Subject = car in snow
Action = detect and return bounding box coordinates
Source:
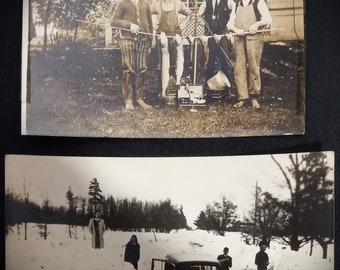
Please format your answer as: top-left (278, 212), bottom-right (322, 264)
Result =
top-left (151, 253), bottom-right (222, 270)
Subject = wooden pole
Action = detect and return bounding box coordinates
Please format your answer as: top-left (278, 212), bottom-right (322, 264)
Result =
top-left (193, 0), bottom-right (198, 85)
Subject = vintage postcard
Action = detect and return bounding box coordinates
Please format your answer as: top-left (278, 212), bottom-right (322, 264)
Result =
top-left (21, 0), bottom-right (305, 138)
top-left (5, 152), bottom-right (334, 270)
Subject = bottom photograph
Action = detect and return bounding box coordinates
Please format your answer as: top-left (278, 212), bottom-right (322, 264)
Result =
top-left (5, 152), bottom-right (334, 270)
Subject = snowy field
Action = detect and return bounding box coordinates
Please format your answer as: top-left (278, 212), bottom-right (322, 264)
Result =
top-left (5, 224), bottom-right (333, 270)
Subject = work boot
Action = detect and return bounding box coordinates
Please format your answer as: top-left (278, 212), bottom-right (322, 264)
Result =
top-left (122, 72), bottom-right (135, 110)
top-left (136, 73), bottom-right (152, 109)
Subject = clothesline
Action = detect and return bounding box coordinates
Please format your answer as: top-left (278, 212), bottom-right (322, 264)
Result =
top-left (75, 19), bottom-right (271, 40)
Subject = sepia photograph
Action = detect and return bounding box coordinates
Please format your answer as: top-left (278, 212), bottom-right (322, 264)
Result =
top-left (21, 0), bottom-right (305, 138)
top-left (5, 152), bottom-right (334, 270)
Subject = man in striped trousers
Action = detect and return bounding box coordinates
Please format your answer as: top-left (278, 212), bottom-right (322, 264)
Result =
top-left (112, 0), bottom-right (153, 110)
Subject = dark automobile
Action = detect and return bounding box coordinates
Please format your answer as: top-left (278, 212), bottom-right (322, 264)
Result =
top-left (152, 253), bottom-right (222, 270)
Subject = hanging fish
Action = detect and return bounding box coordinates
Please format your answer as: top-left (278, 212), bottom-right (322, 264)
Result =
top-left (199, 35), bottom-right (210, 69)
top-left (160, 32), bottom-right (170, 98)
top-left (175, 34), bottom-right (184, 86)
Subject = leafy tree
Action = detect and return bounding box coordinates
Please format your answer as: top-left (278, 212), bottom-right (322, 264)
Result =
top-left (54, 0), bottom-right (111, 42)
top-left (195, 196), bottom-right (238, 235)
top-left (194, 211), bottom-right (208, 230)
top-left (256, 192), bottom-right (289, 247)
top-left (271, 152), bottom-right (334, 254)
top-left (33, 0), bottom-right (55, 52)
top-left (297, 153), bottom-right (334, 258)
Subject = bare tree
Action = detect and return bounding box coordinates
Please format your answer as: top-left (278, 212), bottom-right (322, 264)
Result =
top-left (66, 186), bottom-right (78, 238)
top-left (23, 179), bottom-right (31, 240)
top-left (41, 192), bottom-right (51, 240)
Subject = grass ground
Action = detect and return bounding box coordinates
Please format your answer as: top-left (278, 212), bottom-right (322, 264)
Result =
top-left (25, 40), bottom-right (305, 138)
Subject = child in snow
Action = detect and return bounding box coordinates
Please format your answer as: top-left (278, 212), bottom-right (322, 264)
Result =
top-left (124, 235), bottom-right (141, 269)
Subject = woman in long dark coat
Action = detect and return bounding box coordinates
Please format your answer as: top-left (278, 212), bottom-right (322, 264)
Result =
top-left (88, 211), bottom-right (106, 249)
top-left (124, 235), bottom-right (140, 269)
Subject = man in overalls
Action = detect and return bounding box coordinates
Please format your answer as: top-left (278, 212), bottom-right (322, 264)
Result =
top-left (151, 0), bottom-right (192, 105)
top-left (227, 0), bottom-right (272, 108)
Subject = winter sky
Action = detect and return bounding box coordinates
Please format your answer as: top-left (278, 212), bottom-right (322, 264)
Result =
top-left (5, 152), bottom-right (334, 227)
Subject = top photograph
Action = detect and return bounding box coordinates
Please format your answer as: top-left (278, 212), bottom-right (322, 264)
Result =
top-left (21, 0), bottom-right (305, 138)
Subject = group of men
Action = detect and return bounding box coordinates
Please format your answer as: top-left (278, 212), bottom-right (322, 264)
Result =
top-left (218, 241), bottom-right (270, 270)
top-left (111, 0), bottom-right (272, 110)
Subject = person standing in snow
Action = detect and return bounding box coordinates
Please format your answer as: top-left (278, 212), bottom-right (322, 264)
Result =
top-left (124, 235), bottom-right (141, 269)
top-left (88, 211), bottom-right (106, 249)
top-left (217, 247), bottom-right (232, 270)
top-left (255, 241), bottom-right (269, 270)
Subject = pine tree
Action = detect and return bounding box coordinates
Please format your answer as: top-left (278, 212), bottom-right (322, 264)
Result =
top-left (195, 196), bottom-right (238, 235)
top-left (88, 178), bottom-right (103, 215)
top-left (66, 186), bottom-right (77, 238)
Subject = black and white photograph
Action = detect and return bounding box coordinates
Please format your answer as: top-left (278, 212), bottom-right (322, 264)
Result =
top-left (21, 0), bottom-right (305, 138)
top-left (5, 152), bottom-right (334, 270)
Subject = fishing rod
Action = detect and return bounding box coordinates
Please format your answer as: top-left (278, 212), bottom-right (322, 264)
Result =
top-left (232, 28), bottom-right (272, 36)
top-left (77, 19), bottom-right (274, 40)
top-left (76, 19), bottom-right (215, 39)
top-left (75, 19), bottom-right (176, 39)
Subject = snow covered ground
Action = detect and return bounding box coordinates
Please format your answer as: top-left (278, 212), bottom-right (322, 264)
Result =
top-left (5, 224), bottom-right (334, 270)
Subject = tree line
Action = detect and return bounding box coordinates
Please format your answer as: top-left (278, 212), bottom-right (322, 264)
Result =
top-left (5, 153), bottom-right (334, 259)
top-left (31, 0), bottom-right (115, 50)
top-left (5, 178), bottom-right (188, 236)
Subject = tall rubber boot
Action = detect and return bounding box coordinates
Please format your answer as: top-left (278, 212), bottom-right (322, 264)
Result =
top-left (123, 72), bottom-right (135, 110)
top-left (136, 73), bottom-right (152, 109)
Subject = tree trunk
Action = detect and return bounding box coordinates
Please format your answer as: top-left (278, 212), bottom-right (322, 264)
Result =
top-left (309, 239), bottom-right (314, 256)
top-left (73, 25), bottom-right (79, 43)
top-left (24, 222), bottom-right (27, 240)
top-left (320, 242), bottom-right (328, 259)
top-left (17, 224), bottom-right (20, 240)
top-left (69, 225), bottom-right (72, 238)
top-left (44, 223), bottom-right (47, 240)
top-left (29, 0), bottom-right (36, 41)
top-left (315, 237), bottom-right (329, 259)
top-left (262, 235), bottom-right (270, 248)
top-left (290, 234), bottom-right (300, 251)
top-left (43, 0), bottom-right (52, 53)
top-left (290, 207), bottom-right (301, 251)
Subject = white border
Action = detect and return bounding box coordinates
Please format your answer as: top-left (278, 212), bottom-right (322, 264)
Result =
top-left (21, 0), bottom-right (29, 135)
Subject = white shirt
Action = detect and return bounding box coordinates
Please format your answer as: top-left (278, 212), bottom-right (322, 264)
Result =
top-left (227, 0), bottom-right (272, 31)
top-left (198, 0), bottom-right (234, 18)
